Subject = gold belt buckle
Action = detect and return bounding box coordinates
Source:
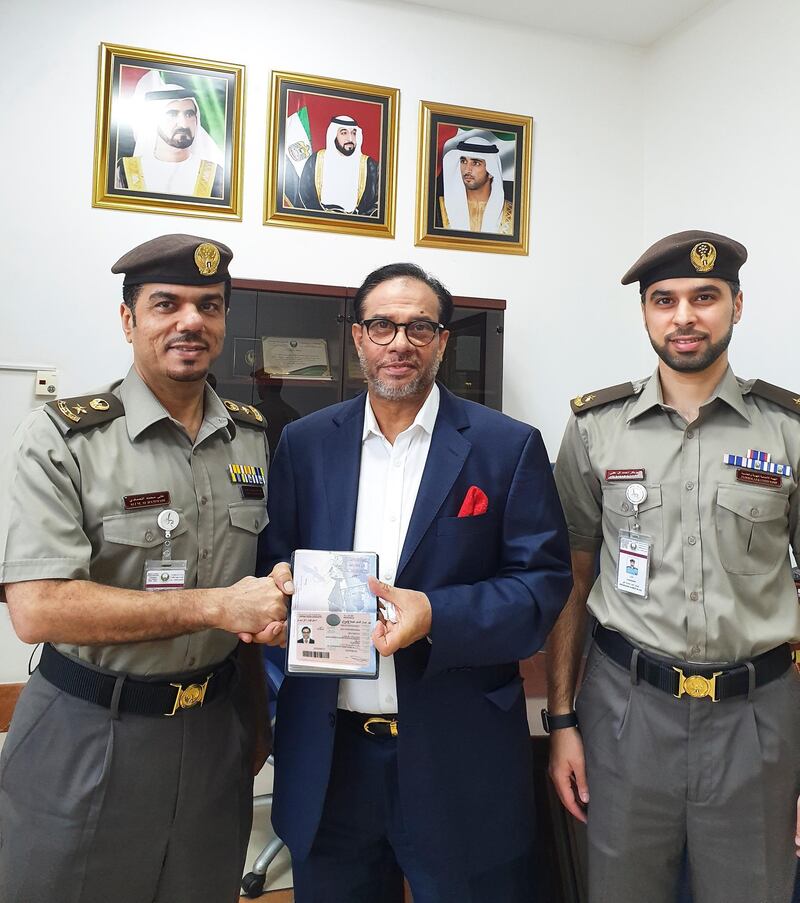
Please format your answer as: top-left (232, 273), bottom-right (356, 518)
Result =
top-left (166, 673), bottom-right (213, 716)
top-left (673, 667), bottom-right (722, 702)
top-left (363, 716), bottom-right (398, 737)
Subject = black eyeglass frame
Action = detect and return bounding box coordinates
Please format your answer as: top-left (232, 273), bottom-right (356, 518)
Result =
top-left (358, 317), bottom-right (446, 347)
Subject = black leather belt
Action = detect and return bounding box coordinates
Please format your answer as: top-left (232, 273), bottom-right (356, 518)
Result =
top-left (337, 709), bottom-right (399, 737)
top-left (594, 625), bottom-right (792, 702)
top-left (38, 643), bottom-right (235, 717)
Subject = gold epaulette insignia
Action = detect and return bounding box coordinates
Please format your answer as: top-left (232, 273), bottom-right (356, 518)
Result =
top-left (222, 399), bottom-right (267, 429)
top-left (570, 382), bottom-right (636, 415)
top-left (748, 380), bottom-right (800, 416)
top-left (46, 393), bottom-right (124, 431)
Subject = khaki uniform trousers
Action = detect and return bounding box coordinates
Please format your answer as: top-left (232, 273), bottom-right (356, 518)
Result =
top-left (0, 669), bottom-right (254, 903)
top-left (576, 643), bottom-right (800, 903)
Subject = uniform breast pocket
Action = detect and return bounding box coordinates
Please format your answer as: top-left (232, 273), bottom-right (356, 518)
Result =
top-left (224, 502), bottom-right (269, 582)
top-left (228, 501), bottom-right (269, 535)
top-left (102, 508), bottom-right (188, 548)
top-left (601, 485), bottom-right (663, 568)
top-left (715, 485), bottom-right (788, 575)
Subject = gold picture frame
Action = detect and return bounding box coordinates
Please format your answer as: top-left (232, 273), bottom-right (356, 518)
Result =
top-left (92, 42), bottom-right (245, 220)
top-left (264, 71), bottom-right (399, 239)
top-left (415, 100), bottom-right (532, 255)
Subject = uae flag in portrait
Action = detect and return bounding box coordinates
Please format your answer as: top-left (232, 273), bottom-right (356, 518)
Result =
top-left (283, 103), bottom-right (312, 207)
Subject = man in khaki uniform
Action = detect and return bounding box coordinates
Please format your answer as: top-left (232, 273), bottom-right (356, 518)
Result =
top-left (0, 234), bottom-right (287, 903)
top-left (545, 230), bottom-right (800, 903)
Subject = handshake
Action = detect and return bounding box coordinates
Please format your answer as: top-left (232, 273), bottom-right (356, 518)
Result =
top-left (213, 563), bottom-right (295, 646)
top-left (213, 562), bottom-right (433, 655)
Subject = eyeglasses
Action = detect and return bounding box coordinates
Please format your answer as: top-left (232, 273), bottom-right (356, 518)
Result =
top-left (359, 318), bottom-right (445, 347)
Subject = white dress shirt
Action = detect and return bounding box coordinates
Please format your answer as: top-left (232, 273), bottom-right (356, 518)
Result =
top-left (337, 384), bottom-right (440, 714)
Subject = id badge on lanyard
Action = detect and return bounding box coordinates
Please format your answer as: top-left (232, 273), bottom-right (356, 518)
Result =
top-left (144, 509), bottom-right (187, 591)
top-left (615, 484), bottom-right (652, 598)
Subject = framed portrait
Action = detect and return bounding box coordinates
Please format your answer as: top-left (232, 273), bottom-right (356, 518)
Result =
top-left (415, 101), bottom-right (533, 255)
top-left (264, 71), bottom-right (399, 238)
top-left (92, 43), bottom-right (244, 220)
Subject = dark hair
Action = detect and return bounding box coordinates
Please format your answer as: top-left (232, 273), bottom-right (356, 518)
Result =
top-left (121, 280), bottom-right (231, 325)
top-left (353, 263), bottom-right (454, 326)
top-left (122, 283), bottom-right (143, 325)
top-left (640, 279), bottom-right (741, 304)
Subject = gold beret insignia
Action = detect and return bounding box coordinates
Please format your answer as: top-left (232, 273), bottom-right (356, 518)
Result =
top-left (690, 241), bottom-right (716, 274)
top-left (194, 242), bottom-right (221, 277)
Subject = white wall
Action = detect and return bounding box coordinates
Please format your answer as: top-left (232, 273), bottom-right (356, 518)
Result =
top-left (1, 0), bottom-right (646, 681)
top-left (643, 0), bottom-right (800, 387)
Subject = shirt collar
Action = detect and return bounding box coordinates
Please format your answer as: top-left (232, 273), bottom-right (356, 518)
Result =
top-left (626, 364), bottom-right (751, 424)
top-left (362, 382), bottom-right (440, 442)
top-left (119, 366), bottom-right (235, 441)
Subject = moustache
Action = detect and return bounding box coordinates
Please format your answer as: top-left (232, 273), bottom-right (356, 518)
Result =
top-left (666, 328), bottom-right (708, 341)
top-left (167, 332), bottom-right (209, 349)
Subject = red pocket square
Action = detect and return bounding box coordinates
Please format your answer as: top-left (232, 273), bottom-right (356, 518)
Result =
top-left (457, 485), bottom-right (489, 517)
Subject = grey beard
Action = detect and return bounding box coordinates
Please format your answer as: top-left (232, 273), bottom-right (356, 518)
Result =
top-left (357, 348), bottom-right (441, 400)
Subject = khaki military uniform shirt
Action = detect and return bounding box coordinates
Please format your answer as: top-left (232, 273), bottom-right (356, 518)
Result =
top-left (555, 367), bottom-right (800, 663)
top-left (0, 367), bottom-right (268, 675)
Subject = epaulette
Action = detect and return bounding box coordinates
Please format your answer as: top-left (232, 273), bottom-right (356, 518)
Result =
top-left (221, 399), bottom-right (267, 429)
top-left (570, 382), bottom-right (636, 415)
top-left (748, 379), bottom-right (800, 416)
top-left (45, 393), bottom-right (124, 432)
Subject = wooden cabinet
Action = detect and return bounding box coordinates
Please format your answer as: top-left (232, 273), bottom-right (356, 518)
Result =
top-left (211, 278), bottom-right (505, 450)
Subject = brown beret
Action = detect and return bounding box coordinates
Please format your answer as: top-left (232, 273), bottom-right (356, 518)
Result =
top-left (111, 234), bottom-right (233, 287)
top-left (621, 230), bottom-right (747, 293)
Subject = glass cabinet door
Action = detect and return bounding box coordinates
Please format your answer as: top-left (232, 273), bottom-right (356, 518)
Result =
top-left (253, 291), bottom-right (346, 452)
top-left (211, 288), bottom-right (258, 406)
top-left (343, 299), bottom-right (367, 402)
top-left (439, 307), bottom-right (504, 411)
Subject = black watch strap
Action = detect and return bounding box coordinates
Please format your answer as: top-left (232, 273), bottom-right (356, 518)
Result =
top-left (540, 709), bottom-right (578, 733)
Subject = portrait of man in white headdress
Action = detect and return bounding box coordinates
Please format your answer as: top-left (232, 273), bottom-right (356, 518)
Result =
top-left (436, 133), bottom-right (514, 235)
top-left (297, 115), bottom-right (379, 217)
top-left (115, 70), bottom-right (224, 199)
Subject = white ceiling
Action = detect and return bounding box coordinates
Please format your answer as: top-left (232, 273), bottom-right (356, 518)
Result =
top-left (384, 0), bottom-right (724, 46)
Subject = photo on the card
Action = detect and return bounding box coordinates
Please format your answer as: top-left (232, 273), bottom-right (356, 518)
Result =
top-left (287, 550), bottom-right (379, 678)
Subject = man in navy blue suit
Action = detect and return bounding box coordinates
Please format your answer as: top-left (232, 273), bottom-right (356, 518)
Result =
top-left (255, 263), bottom-right (572, 902)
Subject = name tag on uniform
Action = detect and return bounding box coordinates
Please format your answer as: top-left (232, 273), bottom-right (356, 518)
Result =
top-left (616, 532), bottom-right (651, 598)
top-left (144, 509), bottom-right (186, 590)
top-left (144, 559), bottom-right (188, 591)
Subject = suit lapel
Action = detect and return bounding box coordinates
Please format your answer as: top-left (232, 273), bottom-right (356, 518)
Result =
top-left (323, 397), bottom-right (365, 550)
top-left (397, 388), bottom-right (471, 578)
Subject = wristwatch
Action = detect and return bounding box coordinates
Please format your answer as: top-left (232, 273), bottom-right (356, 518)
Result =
top-left (540, 709), bottom-right (579, 733)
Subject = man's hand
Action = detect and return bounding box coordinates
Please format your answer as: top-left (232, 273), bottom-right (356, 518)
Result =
top-left (369, 577), bottom-right (432, 656)
top-left (213, 575), bottom-right (287, 639)
top-left (239, 563), bottom-right (294, 646)
top-left (548, 727), bottom-right (590, 824)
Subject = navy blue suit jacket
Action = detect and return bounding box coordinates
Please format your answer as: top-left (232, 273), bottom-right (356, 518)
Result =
top-left (257, 386), bottom-right (572, 873)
